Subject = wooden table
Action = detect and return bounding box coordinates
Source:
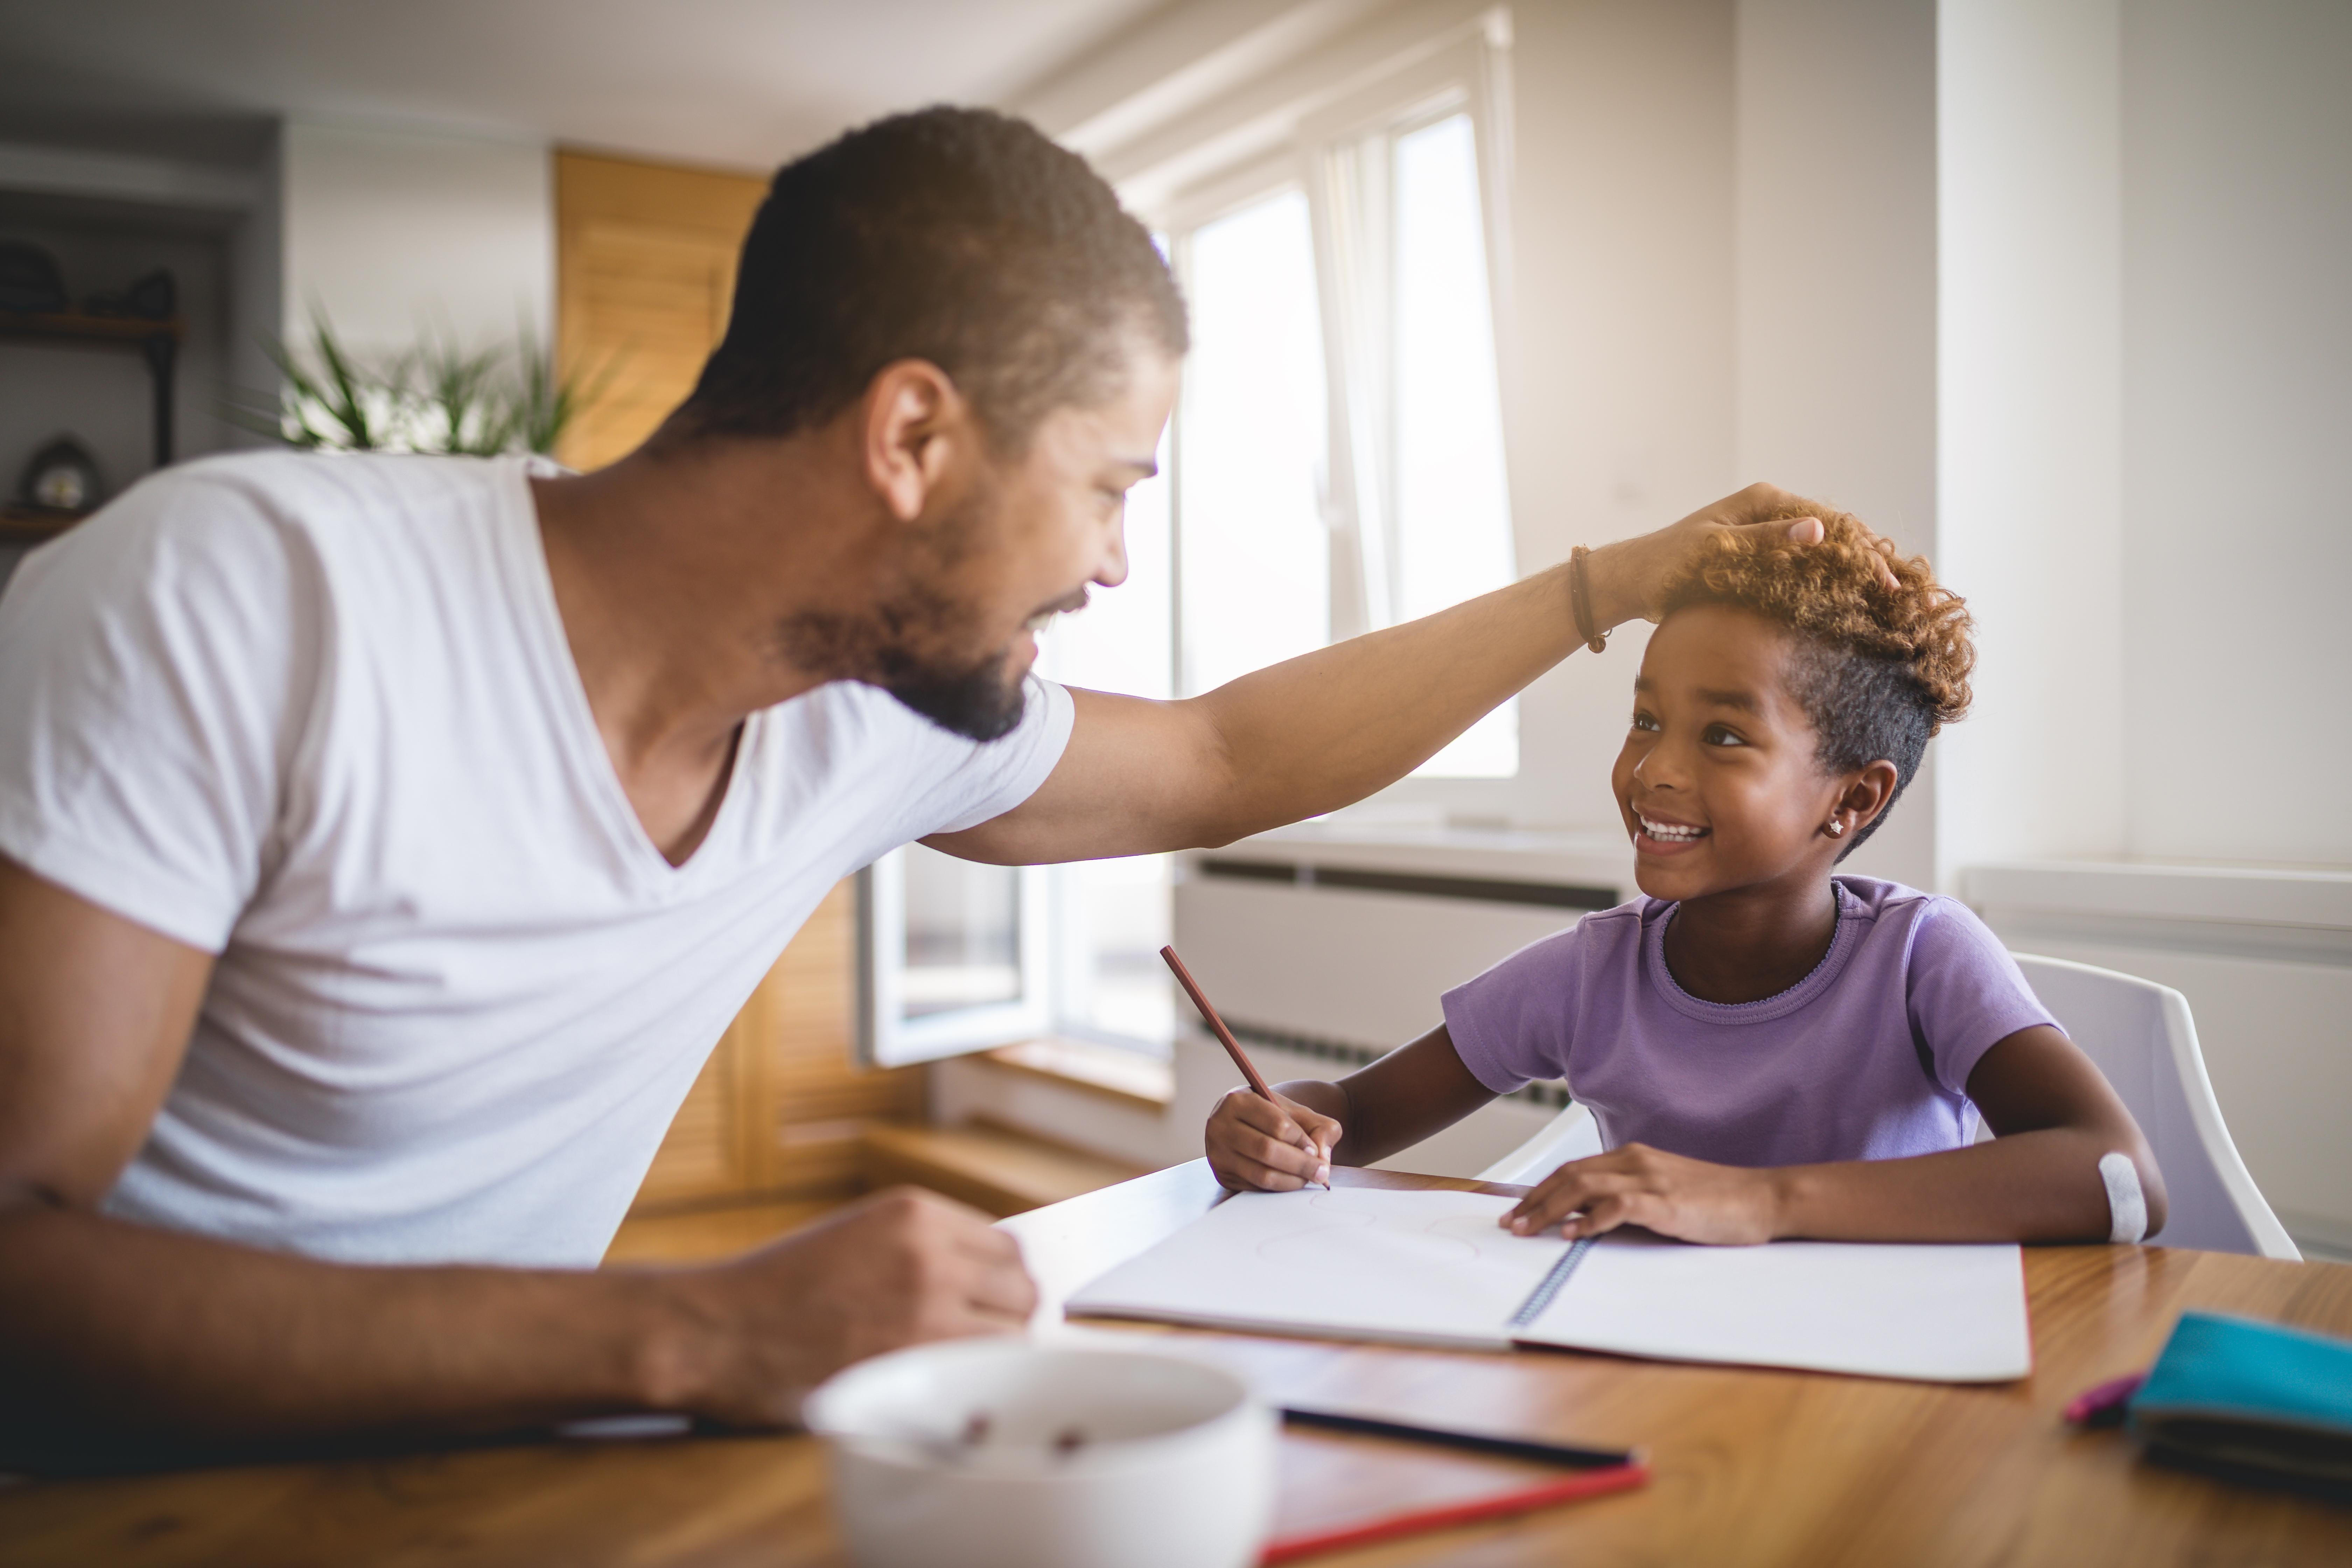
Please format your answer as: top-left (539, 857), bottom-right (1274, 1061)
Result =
top-left (4, 1163), bottom-right (2349, 1566)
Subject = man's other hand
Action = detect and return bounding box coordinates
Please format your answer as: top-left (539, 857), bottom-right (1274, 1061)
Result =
top-left (647, 1186), bottom-right (1037, 1427)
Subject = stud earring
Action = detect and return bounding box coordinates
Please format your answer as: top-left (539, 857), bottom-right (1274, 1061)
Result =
top-left (1825, 820), bottom-right (1846, 838)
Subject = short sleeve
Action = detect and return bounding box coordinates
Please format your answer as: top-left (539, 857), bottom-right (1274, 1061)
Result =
top-left (1440, 924), bottom-right (1586, 1096)
top-left (920, 676), bottom-right (1077, 834)
top-left (0, 473), bottom-right (316, 952)
top-left (1904, 898), bottom-right (2062, 1096)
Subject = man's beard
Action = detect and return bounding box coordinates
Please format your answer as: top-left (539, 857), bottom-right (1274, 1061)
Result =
top-left (772, 483), bottom-right (1030, 743)
top-left (870, 632), bottom-right (1028, 742)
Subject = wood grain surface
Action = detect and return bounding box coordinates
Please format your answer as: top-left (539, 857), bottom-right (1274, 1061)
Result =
top-left (5, 1163), bottom-right (2347, 1567)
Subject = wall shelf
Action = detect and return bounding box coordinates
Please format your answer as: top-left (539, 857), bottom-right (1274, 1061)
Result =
top-left (0, 503), bottom-right (90, 542)
top-left (0, 308), bottom-right (185, 471)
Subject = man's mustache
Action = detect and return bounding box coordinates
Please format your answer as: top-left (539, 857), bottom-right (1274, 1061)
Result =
top-left (1030, 587), bottom-right (1093, 621)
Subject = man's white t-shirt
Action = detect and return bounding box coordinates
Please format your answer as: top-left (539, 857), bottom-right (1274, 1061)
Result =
top-left (0, 452), bottom-right (1074, 1267)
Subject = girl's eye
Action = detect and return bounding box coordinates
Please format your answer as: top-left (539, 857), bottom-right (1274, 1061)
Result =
top-left (1703, 724), bottom-right (1748, 747)
top-left (1631, 712), bottom-right (1660, 733)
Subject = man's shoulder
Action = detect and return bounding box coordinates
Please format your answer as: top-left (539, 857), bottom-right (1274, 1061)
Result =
top-left (4, 452), bottom-right (539, 696)
top-left (763, 676), bottom-right (1068, 768)
top-left (139, 450), bottom-right (517, 527)
top-left (54, 451), bottom-right (514, 569)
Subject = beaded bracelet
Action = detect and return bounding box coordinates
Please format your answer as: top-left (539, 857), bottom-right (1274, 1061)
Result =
top-left (1569, 545), bottom-right (1609, 654)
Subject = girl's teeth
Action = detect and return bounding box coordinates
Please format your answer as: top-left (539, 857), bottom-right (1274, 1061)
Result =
top-left (1640, 815), bottom-right (1706, 841)
top-left (1026, 612), bottom-right (1055, 632)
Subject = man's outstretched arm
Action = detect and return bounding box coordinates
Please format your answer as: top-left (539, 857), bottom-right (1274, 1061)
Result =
top-left (937, 483), bottom-right (1870, 864)
top-left (0, 860), bottom-right (1034, 1468)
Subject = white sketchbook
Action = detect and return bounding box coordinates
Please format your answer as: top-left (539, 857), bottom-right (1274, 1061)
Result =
top-left (1065, 1186), bottom-right (2032, 1384)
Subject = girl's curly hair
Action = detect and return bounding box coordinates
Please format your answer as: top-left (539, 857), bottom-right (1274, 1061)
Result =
top-left (1656, 499), bottom-right (1974, 855)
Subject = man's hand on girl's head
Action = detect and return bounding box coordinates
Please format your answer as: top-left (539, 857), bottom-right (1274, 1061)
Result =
top-left (1583, 482), bottom-right (1900, 631)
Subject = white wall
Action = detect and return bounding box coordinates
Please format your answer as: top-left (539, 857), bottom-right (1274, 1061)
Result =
top-left (1934, 0), bottom-right (2127, 878)
top-left (2118, 0), bottom-right (2352, 867)
top-left (1497, 0), bottom-right (1737, 834)
top-left (280, 121), bottom-right (552, 356)
top-left (1733, 0), bottom-right (1941, 889)
top-left (1937, 0), bottom-right (2352, 874)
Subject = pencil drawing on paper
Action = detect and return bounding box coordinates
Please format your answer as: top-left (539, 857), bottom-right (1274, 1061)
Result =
top-left (1251, 1189), bottom-right (1523, 1267)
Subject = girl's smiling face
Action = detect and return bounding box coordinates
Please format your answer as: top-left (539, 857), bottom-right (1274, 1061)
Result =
top-left (1611, 602), bottom-right (1894, 903)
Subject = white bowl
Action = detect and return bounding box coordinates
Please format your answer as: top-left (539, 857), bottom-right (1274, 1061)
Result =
top-left (803, 1339), bottom-right (1275, 1568)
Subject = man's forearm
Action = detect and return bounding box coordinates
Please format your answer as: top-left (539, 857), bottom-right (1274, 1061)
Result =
top-left (1182, 563), bottom-right (1587, 844)
top-left (1129, 514), bottom-right (1730, 847)
top-left (0, 1203), bottom-right (683, 1465)
top-left (941, 485), bottom-right (1837, 864)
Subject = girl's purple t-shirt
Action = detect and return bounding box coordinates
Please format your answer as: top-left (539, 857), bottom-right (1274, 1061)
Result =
top-left (1440, 877), bottom-right (2057, 1167)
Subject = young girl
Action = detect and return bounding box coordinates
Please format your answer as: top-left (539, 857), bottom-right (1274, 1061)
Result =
top-left (1205, 506), bottom-right (2168, 1246)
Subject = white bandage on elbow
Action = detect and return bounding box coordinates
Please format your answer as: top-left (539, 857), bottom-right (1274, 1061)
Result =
top-left (2099, 1151), bottom-right (2148, 1244)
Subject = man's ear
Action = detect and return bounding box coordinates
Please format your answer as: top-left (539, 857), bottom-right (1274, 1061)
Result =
top-left (860, 359), bottom-right (970, 523)
top-left (1835, 761), bottom-right (1903, 838)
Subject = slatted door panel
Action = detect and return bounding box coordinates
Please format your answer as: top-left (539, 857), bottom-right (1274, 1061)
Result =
top-left (554, 150), bottom-right (768, 471)
top-left (758, 881), bottom-right (925, 1195)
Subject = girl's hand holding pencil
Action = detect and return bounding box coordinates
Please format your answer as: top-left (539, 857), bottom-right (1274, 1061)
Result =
top-left (1162, 945), bottom-right (1344, 1193)
top-left (1205, 1087), bottom-right (1342, 1193)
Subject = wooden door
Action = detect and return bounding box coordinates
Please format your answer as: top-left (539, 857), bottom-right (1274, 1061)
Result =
top-left (554, 149), bottom-right (768, 471)
top-left (553, 149), bottom-right (923, 1210)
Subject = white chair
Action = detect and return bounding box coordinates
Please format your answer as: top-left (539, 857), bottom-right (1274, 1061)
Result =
top-left (1475, 954), bottom-right (2299, 1260)
top-left (1476, 1098), bottom-right (1602, 1186)
top-left (2010, 953), bottom-right (2298, 1260)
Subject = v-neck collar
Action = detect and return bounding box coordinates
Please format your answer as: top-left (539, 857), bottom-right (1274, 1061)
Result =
top-left (492, 457), bottom-right (757, 895)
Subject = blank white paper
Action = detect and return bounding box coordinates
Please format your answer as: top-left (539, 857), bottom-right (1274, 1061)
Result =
top-left (1521, 1232), bottom-right (2033, 1382)
top-left (1066, 1185), bottom-right (2033, 1384)
top-left (1066, 1186), bottom-right (1570, 1351)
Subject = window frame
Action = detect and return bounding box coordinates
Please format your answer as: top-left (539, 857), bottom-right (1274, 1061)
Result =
top-left (1134, 25), bottom-right (1518, 658)
top-left (856, 849), bottom-right (1054, 1068)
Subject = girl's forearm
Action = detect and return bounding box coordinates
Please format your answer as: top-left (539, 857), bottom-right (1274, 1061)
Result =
top-left (1276, 1025), bottom-right (1497, 1170)
top-left (1769, 1128), bottom-right (2156, 1244)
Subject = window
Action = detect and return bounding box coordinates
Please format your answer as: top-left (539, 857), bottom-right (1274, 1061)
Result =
top-left (1388, 112), bottom-right (1518, 775)
top-left (1176, 189), bottom-right (1332, 695)
top-left (1163, 99), bottom-right (1516, 770)
top-left (863, 28), bottom-right (1517, 1067)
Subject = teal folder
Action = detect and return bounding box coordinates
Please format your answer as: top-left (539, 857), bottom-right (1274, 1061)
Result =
top-left (2129, 1312), bottom-right (2352, 1499)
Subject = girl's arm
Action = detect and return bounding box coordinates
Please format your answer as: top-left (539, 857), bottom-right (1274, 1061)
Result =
top-left (1203, 1025), bottom-right (1497, 1191)
top-left (1502, 1025), bottom-right (2169, 1244)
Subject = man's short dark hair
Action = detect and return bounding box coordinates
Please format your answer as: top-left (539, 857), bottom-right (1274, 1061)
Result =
top-left (680, 106), bottom-right (1187, 451)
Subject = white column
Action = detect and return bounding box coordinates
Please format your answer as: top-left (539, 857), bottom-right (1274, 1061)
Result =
top-left (1735, 0), bottom-right (1941, 888)
top-left (1934, 0), bottom-right (2128, 880)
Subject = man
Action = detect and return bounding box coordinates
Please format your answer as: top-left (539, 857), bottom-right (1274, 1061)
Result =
top-left (0, 107), bottom-right (1834, 1463)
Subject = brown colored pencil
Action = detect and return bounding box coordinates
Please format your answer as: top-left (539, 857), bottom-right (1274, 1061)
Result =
top-left (1160, 944), bottom-right (1330, 1188)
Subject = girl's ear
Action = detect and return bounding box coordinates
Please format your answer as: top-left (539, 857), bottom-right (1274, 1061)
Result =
top-left (1827, 760), bottom-right (1902, 840)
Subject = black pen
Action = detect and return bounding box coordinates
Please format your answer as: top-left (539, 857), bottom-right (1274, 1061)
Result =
top-left (1281, 1406), bottom-right (1639, 1469)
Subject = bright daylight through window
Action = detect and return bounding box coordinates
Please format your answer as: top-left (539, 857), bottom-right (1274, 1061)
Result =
top-left (1390, 112), bottom-right (1517, 776)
